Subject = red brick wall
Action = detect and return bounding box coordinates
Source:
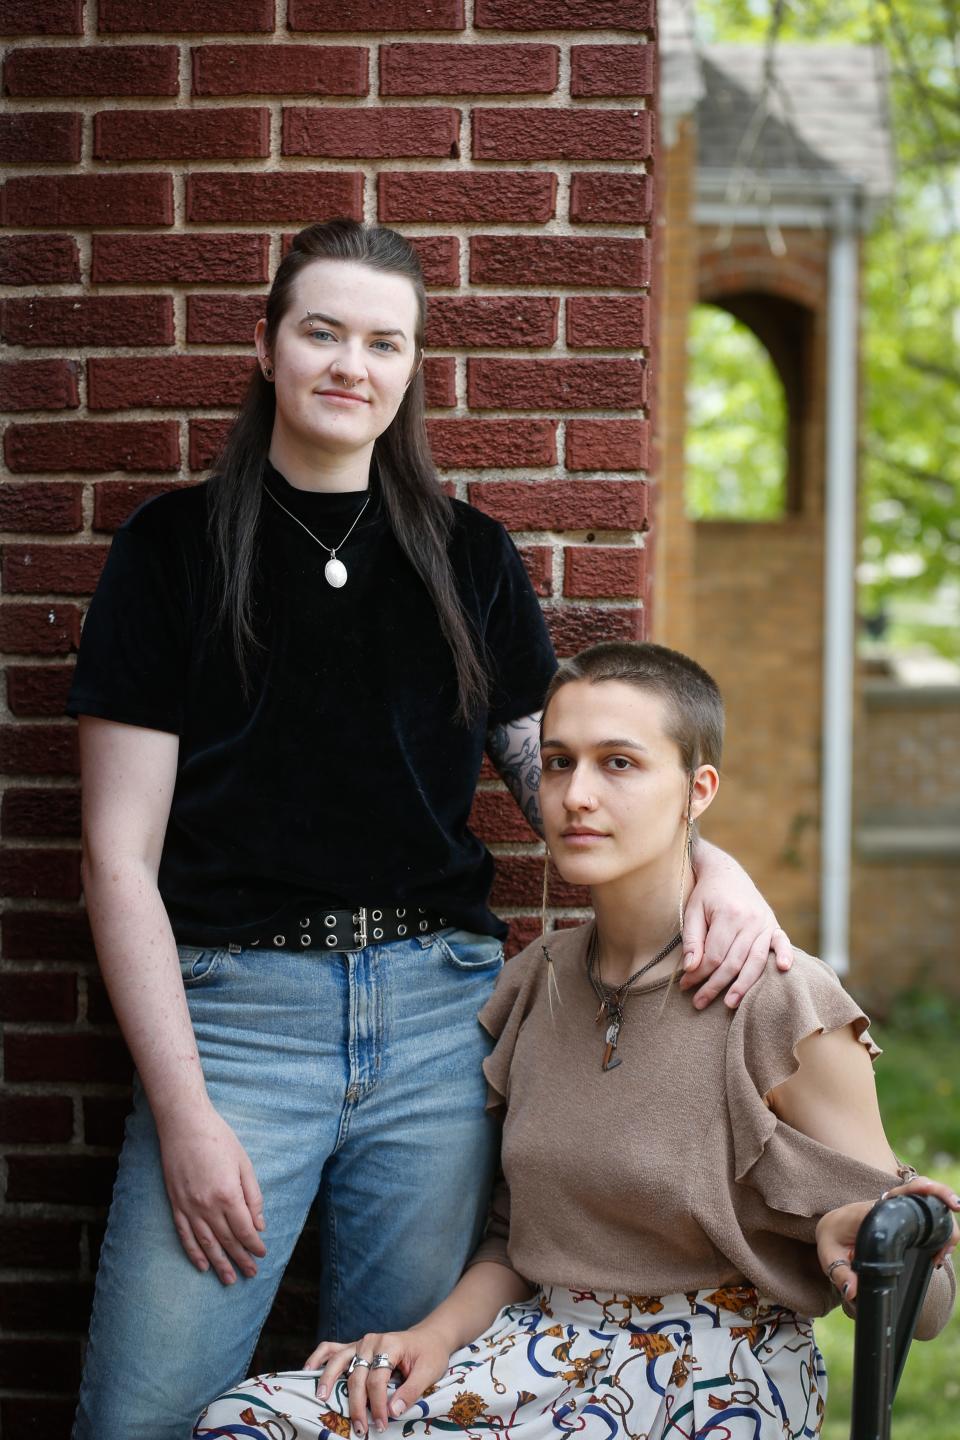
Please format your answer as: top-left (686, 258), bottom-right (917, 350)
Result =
top-left (1, 2), bottom-right (655, 1423)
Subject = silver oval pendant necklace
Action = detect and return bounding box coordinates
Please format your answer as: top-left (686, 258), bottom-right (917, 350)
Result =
top-left (264, 484), bottom-right (371, 589)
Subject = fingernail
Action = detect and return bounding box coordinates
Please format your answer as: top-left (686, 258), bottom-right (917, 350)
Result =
top-left (726, 992), bottom-right (740, 1007)
top-left (842, 1282), bottom-right (850, 1295)
top-left (683, 954), bottom-right (696, 971)
top-left (390, 1399), bottom-right (405, 1417)
top-left (257, 1213), bottom-right (266, 1229)
top-left (317, 1384), bottom-right (327, 1398)
top-left (377, 1422), bottom-right (386, 1433)
top-left (951, 1194), bottom-right (960, 1206)
top-left (881, 1191), bottom-right (889, 1199)
top-left (354, 1424), bottom-right (364, 1437)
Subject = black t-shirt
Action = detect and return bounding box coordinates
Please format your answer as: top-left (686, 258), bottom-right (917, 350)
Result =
top-left (67, 466), bottom-right (556, 943)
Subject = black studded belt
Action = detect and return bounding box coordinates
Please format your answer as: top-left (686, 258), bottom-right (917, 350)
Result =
top-left (240, 906), bottom-right (449, 953)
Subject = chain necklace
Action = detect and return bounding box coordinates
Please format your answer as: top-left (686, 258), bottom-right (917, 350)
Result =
top-left (264, 484), bottom-right (371, 589)
top-left (586, 925), bottom-right (682, 1072)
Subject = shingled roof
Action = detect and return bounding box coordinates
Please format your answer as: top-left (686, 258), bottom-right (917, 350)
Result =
top-left (699, 44), bottom-right (895, 204)
top-left (658, 5), bottom-right (895, 212)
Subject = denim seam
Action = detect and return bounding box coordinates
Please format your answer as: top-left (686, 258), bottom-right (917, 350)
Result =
top-left (321, 1168), bottom-right (342, 1339)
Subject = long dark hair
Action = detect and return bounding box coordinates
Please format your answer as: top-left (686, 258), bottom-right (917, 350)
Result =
top-left (207, 218), bottom-right (488, 723)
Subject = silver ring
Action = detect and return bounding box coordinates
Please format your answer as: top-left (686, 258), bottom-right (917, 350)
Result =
top-left (370, 1353), bottom-right (392, 1371)
top-left (347, 1354), bottom-right (372, 1375)
top-left (826, 1257), bottom-right (849, 1283)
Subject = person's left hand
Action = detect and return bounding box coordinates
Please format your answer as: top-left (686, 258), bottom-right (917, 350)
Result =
top-left (679, 842), bottom-right (792, 1009)
top-left (305, 1324), bottom-right (453, 1435)
top-left (816, 1176), bottom-right (960, 1304)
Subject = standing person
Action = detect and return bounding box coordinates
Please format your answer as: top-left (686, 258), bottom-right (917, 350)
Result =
top-left (196, 641), bottom-right (957, 1440)
top-left (68, 221), bottom-right (788, 1438)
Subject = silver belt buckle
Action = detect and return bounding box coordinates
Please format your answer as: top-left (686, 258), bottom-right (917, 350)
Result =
top-left (352, 906), bottom-right (368, 949)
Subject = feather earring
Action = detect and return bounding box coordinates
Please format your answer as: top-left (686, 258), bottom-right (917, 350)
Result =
top-left (677, 775), bottom-right (695, 936)
top-left (541, 846), bottom-right (563, 1014)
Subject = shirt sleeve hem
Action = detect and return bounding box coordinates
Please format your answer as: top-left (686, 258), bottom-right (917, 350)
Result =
top-left (66, 695), bottom-right (183, 736)
top-left (486, 688), bottom-right (551, 729)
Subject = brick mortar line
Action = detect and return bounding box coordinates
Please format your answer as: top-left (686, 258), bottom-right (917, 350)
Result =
top-left (2, 160), bottom-right (651, 181)
top-left (2, 97), bottom-right (648, 112)
top-left (1, 28), bottom-right (652, 48)
top-left (0, 773), bottom-right (77, 786)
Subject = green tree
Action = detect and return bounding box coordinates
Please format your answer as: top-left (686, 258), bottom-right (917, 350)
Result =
top-left (693, 0), bottom-right (960, 657)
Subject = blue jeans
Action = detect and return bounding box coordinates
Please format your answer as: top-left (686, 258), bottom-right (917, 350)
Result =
top-left (72, 929), bottom-right (503, 1440)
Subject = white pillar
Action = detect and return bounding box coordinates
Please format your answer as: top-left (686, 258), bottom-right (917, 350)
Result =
top-left (820, 192), bottom-right (860, 973)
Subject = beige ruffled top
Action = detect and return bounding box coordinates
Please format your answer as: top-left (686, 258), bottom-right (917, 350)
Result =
top-left (471, 924), bottom-right (955, 1336)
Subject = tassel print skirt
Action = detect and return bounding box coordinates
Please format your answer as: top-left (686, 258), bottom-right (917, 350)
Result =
top-left (194, 1284), bottom-right (827, 1440)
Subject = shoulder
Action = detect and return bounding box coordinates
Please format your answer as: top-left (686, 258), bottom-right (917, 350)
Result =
top-left (731, 948), bottom-right (875, 1093)
top-left (511, 921), bottom-right (591, 978)
top-left (448, 496), bottom-right (507, 538)
top-left (738, 948), bottom-right (857, 1025)
top-left (479, 923), bottom-right (591, 1108)
top-left (118, 481), bottom-right (209, 550)
top-left (485, 923), bottom-right (590, 1018)
top-left (447, 496), bottom-right (514, 556)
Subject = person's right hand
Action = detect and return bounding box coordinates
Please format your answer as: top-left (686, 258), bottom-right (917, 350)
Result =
top-left (306, 1325), bottom-right (452, 1434)
top-left (157, 1101), bottom-right (267, 1285)
top-left (816, 1176), bottom-right (960, 1303)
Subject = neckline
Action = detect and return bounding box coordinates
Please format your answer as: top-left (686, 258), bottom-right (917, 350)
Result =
top-left (262, 459), bottom-right (383, 530)
top-left (560, 921), bottom-right (683, 1000)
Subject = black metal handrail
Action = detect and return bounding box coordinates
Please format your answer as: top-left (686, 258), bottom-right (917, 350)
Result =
top-left (849, 1192), bottom-right (953, 1440)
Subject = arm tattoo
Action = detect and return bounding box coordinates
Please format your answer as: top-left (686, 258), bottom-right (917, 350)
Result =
top-left (486, 711), bottom-right (543, 837)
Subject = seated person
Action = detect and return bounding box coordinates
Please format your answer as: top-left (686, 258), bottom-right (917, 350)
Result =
top-left (195, 641), bottom-right (958, 1440)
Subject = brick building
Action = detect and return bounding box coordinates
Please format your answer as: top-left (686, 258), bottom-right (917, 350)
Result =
top-left (0, 0), bottom-right (656, 1424)
top-left (656, 21), bottom-right (896, 966)
top-left (655, 13), bottom-right (960, 1004)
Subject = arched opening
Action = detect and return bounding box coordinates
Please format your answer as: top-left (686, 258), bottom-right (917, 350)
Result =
top-left (685, 292), bottom-right (812, 521)
top-left (685, 303), bottom-right (788, 519)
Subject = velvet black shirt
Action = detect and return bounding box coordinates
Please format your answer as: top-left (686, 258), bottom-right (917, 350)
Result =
top-left (67, 467), bottom-right (556, 943)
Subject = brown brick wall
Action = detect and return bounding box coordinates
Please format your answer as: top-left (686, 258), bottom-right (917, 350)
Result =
top-left (667, 224), bottom-right (834, 950)
top-left (850, 683), bottom-right (960, 1002)
top-left (856, 685), bottom-right (960, 816)
top-left (1, 3), bottom-right (655, 1423)
top-left (651, 116), bottom-right (696, 653)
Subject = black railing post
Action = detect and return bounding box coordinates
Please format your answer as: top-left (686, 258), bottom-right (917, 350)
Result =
top-left (849, 1193), bottom-right (952, 1440)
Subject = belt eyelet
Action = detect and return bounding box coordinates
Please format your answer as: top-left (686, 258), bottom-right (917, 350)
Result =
top-left (397, 924), bottom-right (407, 936)
top-left (372, 927), bottom-right (384, 940)
top-left (324, 914), bottom-right (337, 927)
top-left (300, 934), bottom-right (311, 946)
top-left (273, 934), bottom-right (286, 947)
top-left (325, 934), bottom-right (338, 948)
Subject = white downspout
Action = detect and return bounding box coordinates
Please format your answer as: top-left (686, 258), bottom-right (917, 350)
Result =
top-left (820, 191), bottom-right (860, 974)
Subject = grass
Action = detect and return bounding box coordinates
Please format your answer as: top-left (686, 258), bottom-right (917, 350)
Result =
top-left (815, 990), bottom-right (960, 1439)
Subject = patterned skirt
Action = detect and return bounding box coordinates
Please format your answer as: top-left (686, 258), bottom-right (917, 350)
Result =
top-left (194, 1284), bottom-right (826, 1440)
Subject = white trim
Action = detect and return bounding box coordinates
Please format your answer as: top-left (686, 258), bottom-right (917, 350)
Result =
top-left (695, 201), bottom-right (832, 229)
top-left (820, 193), bottom-right (860, 974)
